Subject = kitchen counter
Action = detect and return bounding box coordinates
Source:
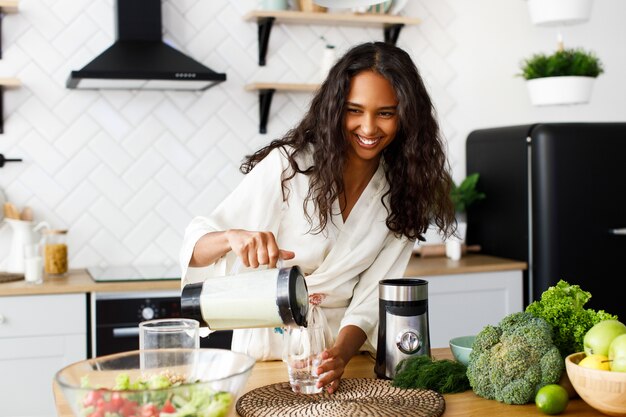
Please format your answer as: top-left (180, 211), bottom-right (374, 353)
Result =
top-left (53, 347), bottom-right (597, 417)
top-left (0, 269), bottom-right (181, 296)
top-left (404, 253), bottom-right (526, 276)
top-left (0, 254), bottom-right (525, 297)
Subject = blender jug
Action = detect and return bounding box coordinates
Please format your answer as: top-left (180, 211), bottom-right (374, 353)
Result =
top-left (181, 265), bottom-right (309, 330)
top-left (375, 278), bottom-right (430, 379)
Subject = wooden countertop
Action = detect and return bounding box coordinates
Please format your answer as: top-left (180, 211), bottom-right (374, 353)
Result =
top-left (404, 254), bottom-right (526, 277)
top-left (1, 255), bottom-right (526, 297)
top-left (53, 347), bottom-right (597, 417)
top-left (0, 269), bottom-right (181, 296)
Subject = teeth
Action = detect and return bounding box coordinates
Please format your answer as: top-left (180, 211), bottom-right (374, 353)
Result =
top-left (358, 135), bottom-right (378, 145)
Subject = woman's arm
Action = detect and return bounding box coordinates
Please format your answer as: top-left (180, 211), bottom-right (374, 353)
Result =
top-left (190, 229), bottom-right (295, 268)
top-left (315, 325), bottom-right (367, 394)
top-left (180, 148), bottom-right (292, 281)
top-left (189, 231), bottom-right (231, 267)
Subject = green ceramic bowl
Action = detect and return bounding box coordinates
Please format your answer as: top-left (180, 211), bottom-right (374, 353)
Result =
top-left (449, 335), bottom-right (476, 366)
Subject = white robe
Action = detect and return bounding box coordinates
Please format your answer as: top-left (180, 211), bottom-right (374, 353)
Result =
top-left (179, 146), bottom-right (413, 361)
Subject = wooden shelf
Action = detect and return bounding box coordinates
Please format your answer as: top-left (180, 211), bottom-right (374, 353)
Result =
top-left (245, 82), bottom-right (320, 134)
top-left (243, 10), bottom-right (422, 132)
top-left (243, 10), bottom-right (420, 26)
top-left (0, 0), bottom-right (18, 59)
top-left (0, 77), bottom-right (20, 134)
top-left (245, 82), bottom-right (319, 92)
top-left (0, 77), bottom-right (20, 87)
top-left (244, 10), bottom-right (420, 65)
top-left (0, 0), bottom-right (19, 134)
top-left (0, 1), bottom-right (18, 13)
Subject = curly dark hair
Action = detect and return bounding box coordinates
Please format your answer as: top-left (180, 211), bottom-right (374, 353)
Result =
top-left (241, 42), bottom-right (455, 241)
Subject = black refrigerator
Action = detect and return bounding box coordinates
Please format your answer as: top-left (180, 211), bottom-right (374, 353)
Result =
top-left (466, 122), bottom-right (626, 320)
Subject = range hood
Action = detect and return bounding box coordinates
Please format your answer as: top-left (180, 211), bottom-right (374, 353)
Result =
top-left (66, 0), bottom-right (226, 91)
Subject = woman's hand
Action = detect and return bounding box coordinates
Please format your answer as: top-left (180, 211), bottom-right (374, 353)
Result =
top-left (315, 346), bottom-right (347, 394)
top-left (225, 229), bottom-right (294, 268)
top-left (315, 325), bottom-right (367, 394)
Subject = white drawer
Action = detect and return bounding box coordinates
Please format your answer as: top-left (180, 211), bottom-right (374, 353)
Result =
top-left (0, 293), bottom-right (86, 339)
top-left (0, 333), bottom-right (86, 416)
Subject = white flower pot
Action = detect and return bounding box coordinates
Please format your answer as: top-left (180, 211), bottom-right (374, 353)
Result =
top-left (527, 0), bottom-right (593, 26)
top-left (526, 76), bottom-right (595, 106)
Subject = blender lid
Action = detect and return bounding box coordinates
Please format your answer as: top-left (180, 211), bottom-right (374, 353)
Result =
top-left (181, 282), bottom-right (204, 325)
top-left (379, 278), bottom-right (428, 302)
top-left (276, 266), bottom-right (309, 327)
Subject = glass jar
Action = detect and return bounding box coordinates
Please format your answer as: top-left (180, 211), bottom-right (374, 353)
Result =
top-left (43, 229), bottom-right (68, 276)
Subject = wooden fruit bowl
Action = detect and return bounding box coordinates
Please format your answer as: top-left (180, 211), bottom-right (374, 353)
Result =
top-left (565, 352), bottom-right (626, 416)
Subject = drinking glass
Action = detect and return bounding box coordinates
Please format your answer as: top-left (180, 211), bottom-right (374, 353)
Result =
top-left (445, 240), bottom-right (462, 261)
top-left (24, 243), bottom-right (43, 284)
top-left (139, 318), bottom-right (200, 350)
top-left (283, 324), bottom-right (326, 394)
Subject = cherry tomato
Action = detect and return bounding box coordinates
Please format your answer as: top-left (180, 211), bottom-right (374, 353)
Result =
top-left (109, 392), bottom-right (124, 410)
top-left (139, 403), bottom-right (159, 417)
top-left (83, 390), bottom-right (104, 407)
top-left (160, 399), bottom-right (176, 414)
top-left (119, 399), bottom-right (138, 417)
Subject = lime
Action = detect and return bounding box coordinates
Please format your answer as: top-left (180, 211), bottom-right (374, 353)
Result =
top-left (535, 384), bottom-right (569, 415)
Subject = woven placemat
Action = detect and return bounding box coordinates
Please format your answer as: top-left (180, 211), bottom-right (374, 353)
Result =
top-left (0, 272), bottom-right (23, 283)
top-left (236, 378), bottom-right (445, 417)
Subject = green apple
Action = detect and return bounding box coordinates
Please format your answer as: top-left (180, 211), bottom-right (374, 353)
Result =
top-left (609, 334), bottom-right (626, 372)
top-left (583, 319), bottom-right (626, 357)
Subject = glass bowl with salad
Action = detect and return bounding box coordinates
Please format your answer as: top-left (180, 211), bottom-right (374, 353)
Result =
top-left (54, 348), bottom-right (255, 417)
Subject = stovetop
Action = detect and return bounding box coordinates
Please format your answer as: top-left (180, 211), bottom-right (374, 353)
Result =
top-left (87, 265), bottom-right (181, 282)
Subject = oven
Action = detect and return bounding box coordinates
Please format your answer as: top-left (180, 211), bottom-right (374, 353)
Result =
top-left (90, 290), bottom-right (232, 357)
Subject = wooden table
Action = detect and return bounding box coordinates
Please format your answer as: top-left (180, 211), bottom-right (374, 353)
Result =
top-left (54, 348), bottom-right (599, 417)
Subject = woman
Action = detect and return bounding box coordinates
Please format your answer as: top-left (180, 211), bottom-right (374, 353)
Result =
top-left (180, 41), bottom-right (455, 393)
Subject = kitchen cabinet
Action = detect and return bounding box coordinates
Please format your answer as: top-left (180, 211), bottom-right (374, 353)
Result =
top-left (424, 270), bottom-right (523, 348)
top-left (0, 293), bottom-right (87, 417)
top-left (404, 255), bottom-right (525, 348)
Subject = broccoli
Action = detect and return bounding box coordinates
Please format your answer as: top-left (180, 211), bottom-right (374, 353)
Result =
top-left (467, 311), bottom-right (564, 405)
top-left (525, 280), bottom-right (618, 358)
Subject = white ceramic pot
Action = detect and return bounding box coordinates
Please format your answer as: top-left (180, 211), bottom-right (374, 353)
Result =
top-left (526, 76), bottom-right (595, 106)
top-left (5, 219), bottom-right (49, 273)
top-left (262, 0), bottom-right (288, 10)
top-left (527, 0), bottom-right (593, 26)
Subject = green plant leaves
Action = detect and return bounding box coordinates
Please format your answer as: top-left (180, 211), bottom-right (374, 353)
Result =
top-left (450, 173), bottom-right (486, 213)
top-left (519, 48), bottom-right (604, 80)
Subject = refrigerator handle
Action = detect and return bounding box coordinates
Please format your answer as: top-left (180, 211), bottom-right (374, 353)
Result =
top-left (609, 228), bottom-right (626, 235)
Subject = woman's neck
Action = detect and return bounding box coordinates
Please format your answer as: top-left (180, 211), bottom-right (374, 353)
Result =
top-left (339, 156), bottom-right (380, 221)
top-left (343, 158), bottom-right (379, 192)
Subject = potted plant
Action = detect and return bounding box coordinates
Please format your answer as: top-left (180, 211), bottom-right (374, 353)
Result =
top-left (451, 173), bottom-right (486, 224)
top-left (519, 47), bottom-right (604, 106)
top-left (526, 0), bottom-right (593, 26)
top-left (435, 173), bottom-right (486, 260)
top-left (415, 173), bottom-right (485, 255)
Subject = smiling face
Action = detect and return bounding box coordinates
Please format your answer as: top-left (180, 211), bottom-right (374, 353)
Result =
top-left (344, 70), bottom-right (399, 166)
